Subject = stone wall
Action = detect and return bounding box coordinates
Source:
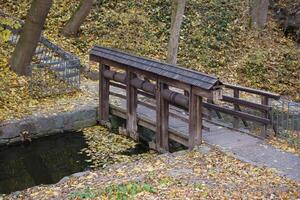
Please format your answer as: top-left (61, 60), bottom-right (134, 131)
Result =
top-left (0, 106), bottom-right (98, 145)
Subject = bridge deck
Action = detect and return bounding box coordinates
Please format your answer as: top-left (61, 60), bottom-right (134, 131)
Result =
top-left (108, 86), bottom-right (300, 181)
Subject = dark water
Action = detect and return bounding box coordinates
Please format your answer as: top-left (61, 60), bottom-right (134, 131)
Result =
top-left (0, 132), bottom-right (89, 194)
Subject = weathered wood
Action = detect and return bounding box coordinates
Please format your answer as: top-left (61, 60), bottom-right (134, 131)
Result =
top-left (156, 80), bottom-right (169, 152)
top-left (99, 64), bottom-right (110, 125)
top-left (193, 87), bottom-right (222, 100)
top-left (162, 89), bottom-right (189, 108)
top-left (222, 95), bottom-right (271, 111)
top-left (224, 83), bottom-right (280, 99)
top-left (233, 89), bottom-right (240, 128)
top-left (260, 96), bottom-right (269, 138)
top-left (126, 70), bottom-right (138, 140)
top-left (159, 77), bottom-right (191, 91)
top-left (130, 78), bottom-right (156, 94)
top-left (188, 89), bottom-right (202, 149)
top-left (110, 104), bottom-right (189, 147)
top-left (103, 70), bottom-right (126, 83)
top-left (204, 102), bottom-right (270, 124)
top-left (91, 46), bottom-right (222, 90)
top-left (109, 90), bottom-right (210, 132)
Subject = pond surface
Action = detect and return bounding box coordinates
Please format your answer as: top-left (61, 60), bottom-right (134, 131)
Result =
top-left (0, 132), bottom-right (89, 194)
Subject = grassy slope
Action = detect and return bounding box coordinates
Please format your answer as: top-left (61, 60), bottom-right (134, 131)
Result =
top-left (0, 0), bottom-right (299, 101)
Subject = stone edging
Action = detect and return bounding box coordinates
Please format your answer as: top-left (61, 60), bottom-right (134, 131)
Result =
top-left (0, 106), bottom-right (98, 145)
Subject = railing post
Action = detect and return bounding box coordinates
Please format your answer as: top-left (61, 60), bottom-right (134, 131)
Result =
top-left (99, 63), bottom-right (110, 125)
top-left (233, 88), bottom-right (239, 128)
top-left (261, 96), bottom-right (269, 138)
top-left (189, 88), bottom-right (202, 150)
top-left (156, 79), bottom-right (169, 152)
top-left (126, 70), bottom-right (138, 140)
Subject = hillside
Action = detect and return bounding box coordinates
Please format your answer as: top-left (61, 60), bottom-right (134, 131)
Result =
top-left (1, 0), bottom-right (299, 102)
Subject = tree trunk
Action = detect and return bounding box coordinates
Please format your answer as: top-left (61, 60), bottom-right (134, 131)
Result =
top-left (62, 0), bottom-right (93, 37)
top-left (250, 0), bottom-right (270, 29)
top-left (167, 0), bottom-right (186, 65)
top-left (10, 0), bottom-right (52, 76)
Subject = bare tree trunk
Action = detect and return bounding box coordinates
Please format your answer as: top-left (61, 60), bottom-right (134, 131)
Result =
top-left (10, 0), bottom-right (52, 76)
top-left (250, 0), bottom-right (270, 29)
top-left (167, 0), bottom-right (186, 65)
top-left (62, 0), bottom-right (93, 37)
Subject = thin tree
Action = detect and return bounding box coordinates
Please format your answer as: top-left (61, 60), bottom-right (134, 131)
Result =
top-left (167, 0), bottom-right (186, 65)
top-left (250, 0), bottom-right (270, 29)
top-left (62, 0), bottom-right (93, 37)
top-left (10, 0), bottom-right (53, 76)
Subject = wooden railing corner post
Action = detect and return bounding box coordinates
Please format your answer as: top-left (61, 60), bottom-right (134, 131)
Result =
top-left (98, 63), bottom-right (110, 126)
top-left (188, 87), bottom-right (203, 150)
top-left (233, 88), bottom-right (240, 128)
top-left (126, 70), bottom-right (138, 141)
top-left (261, 96), bottom-right (269, 138)
top-left (156, 79), bottom-right (169, 152)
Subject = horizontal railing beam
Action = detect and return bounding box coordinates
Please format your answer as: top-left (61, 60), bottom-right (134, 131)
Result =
top-left (203, 102), bottom-right (270, 124)
top-left (224, 83), bottom-right (280, 100)
top-left (222, 95), bottom-right (271, 111)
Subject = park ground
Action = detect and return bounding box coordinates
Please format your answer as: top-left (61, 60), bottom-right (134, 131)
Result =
top-left (3, 128), bottom-right (300, 199)
top-left (0, 0), bottom-right (300, 199)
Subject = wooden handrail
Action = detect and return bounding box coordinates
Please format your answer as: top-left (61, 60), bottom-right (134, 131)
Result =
top-left (222, 95), bottom-right (271, 111)
top-left (110, 82), bottom-right (271, 125)
top-left (224, 83), bottom-right (280, 100)
top-left (203, 102), bottom-right (270, 124)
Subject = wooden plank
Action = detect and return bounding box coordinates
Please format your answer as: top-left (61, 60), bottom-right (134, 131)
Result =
top-left (126, 70), bottom-right (138, 140)
top-left (156, 79), bottom-right (169, 152)
top-left (109, 105), bottom-right (189, 147)
top-left (110, 81), bottom-right (126, 90)
top-left (204, 102), bottom-right (270, 124)
top-left (193, 86), bottom-right (223, 101)
top-left (160, 77), bottom-right (190, 91)
top-left (103, 70), bottom-right (126, 83)
top-left (188, 88), bottom-right (202, 149)
top-left (222, 95), bottom-right (271, 111)
top-left (195, 96), bottom-right (203, 145)
top-left (98, 58), bottom-right (159, 81)
top-left (130, 78), bottom-right (156, 94)
top-left (224, 83), bottom-right (280, 100)
top-left (162, 89), bottom-right (189, 108)
top-left (91, 46), bottom-right (220, 90)
top-left (99, 63), bottom-right (110, 124)
top-left (233, 89), bottom-right (240, 128)
top-left (109, 91), bottom-right (209, 131)
top-left (260, 96), bottom-right (269, 138)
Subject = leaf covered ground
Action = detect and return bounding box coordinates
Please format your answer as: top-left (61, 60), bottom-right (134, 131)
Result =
top-left (3, 137), bottom-right (300, 199)
top-left (0, 38), bottom-right (92, 122)
top-left (0, 43), bottom-right (91, 122)
top-left (1, 0), bottom-right (299, 100)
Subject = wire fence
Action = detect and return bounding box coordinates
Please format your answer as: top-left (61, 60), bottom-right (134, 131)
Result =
top-left (270, 99), bottom-right (300, 146)
top-left (1, 12), bottom-right (80, 98)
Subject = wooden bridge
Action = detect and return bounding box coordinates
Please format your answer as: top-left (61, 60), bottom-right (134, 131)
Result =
top-left (90, 46), bottom-right (280, 152)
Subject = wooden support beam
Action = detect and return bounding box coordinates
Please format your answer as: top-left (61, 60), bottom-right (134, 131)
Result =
top-left (103, 70), bottom-right (126, 83)
top-left (261, 96), bottom-right (269, 138)
top-left (99, 63), bottom-right (110, 125)
top-left (130, 77), bottom-right (156, 94)
top-left (233, 89), bottom-right (240, 128)
top-left (188, 89), bottom-right (202, 149)
top-left (162, 89), bottom-right (189, 108)
top-left (126, 71), bottom-right (138, 140)
top-left (156, 79), bottom-right (169, 152)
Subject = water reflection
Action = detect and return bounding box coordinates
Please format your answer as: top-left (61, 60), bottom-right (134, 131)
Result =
top-left (0, 132), bottom-right (88, 194)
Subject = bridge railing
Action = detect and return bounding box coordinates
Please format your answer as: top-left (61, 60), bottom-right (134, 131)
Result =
top-left (205, 83), bottom-right (280, 138)
top-left (90, 46), bottom-right (223, 152)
